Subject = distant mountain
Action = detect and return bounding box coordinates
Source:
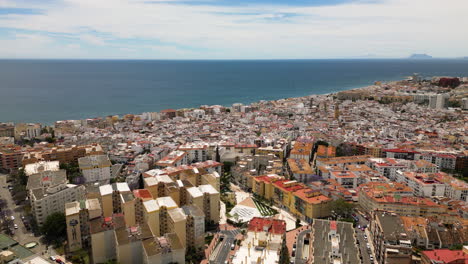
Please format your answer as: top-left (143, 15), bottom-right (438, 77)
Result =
top-left (408, 53), bottom-right (433, 59)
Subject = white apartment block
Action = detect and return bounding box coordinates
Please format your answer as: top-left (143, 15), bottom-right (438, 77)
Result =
top-left (178, 143), bottom-right (208, 163)
top-left (395, 171), bottom-right (446, 197)
top-left (78, 155), bottom-right (112, 183)
top-left (28, 170), bottom-right (85, 226)
top-left (155, 150), bottom-right (188, 168)
top-left (366, 158), bottom-right (409, 181)
top-left (443, 178), bottom-right (468, 202)
top-left (417, 153), bottom-right (457, 170)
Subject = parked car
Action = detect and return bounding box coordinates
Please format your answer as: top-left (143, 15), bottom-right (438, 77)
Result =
top-left (49, 256), bottom-right (56, 261)
top-left (14, 224), bottom-right (18, 229)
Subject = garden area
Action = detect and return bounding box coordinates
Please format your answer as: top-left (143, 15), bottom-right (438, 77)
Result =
top-left (252, 198), bottom-right (277, 216)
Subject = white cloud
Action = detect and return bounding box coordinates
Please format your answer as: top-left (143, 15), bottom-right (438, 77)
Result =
top-left (0, 0), bottom-right (467, 58)
top-left (66, 43), bottom-right (81, 49)
top-left (80, 34), bottom-right (106, 46)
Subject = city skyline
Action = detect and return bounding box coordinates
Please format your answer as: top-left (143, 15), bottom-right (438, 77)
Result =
top-left (0, 0), bottom-right (467, 59)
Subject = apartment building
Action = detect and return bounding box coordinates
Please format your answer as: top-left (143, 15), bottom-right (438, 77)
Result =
top-left (0, 124), bottom-right (14, 138)
top-left (370, 212), bottom-right (412, 264)
top-left (166, 207), bottom-right (187, 248)
top-left (143, 199), bottom-right (161, 237)
top-left (410, 159), bottom-right (439, 173)
top-left (366, 158), bottom-right (409, 181)
top-left (178, 143), bottom-right (209, 163)
top-left (419, 152), bottom-right (457, 170)
top-left (22, 144), bottom-right (103, 166)
top-left (310, 219), bottom-right (361, 264)
top-left (441, 175), bottom-right (468, 202)
top-left (290, 141), bottom-right (313, 162)
top-left (395, 171), bottom-right (446, 197)
top-left (28, 169), bottom-right (85, 226)
top-left (253, 174), bottom-right (331, 222)
top-left (99, 182), bottom-right (132, 217)
top-left (142, 233), bottom-right (185, 264)
top-left (0, 146), bottom-right (23, 172)
top-left (156, 196), bottom-right (179, 236)
top-left (359, 183), bottom-right (450, 218)
top-left (181, 205), bottom-right (205, 251)
top-left (329, 170), bottom-right (358, 189)
top-left (90, 215), bottom-right (123, 263)
top-left (316, 155), bottom-right (372, 172)
top-left (143, 175), bottom-right (174, 199)
top-left (421, 249), bottom-right (467, 264)
top-left (185, 187), bottom-right (204, 211)
top-left (287, 158), bottom-right (314, 183)
top-left (14, 123), bottom-right (41, 139)
top-left (257, 145), bottom-right (286, 160)
top-left (316, 144), bottom-right (337, 158)
top-left (198, 184), bottom-right (220, 224)
top-left (115, 224), bottom-right (154, 264)
top-left (24, 160), bottom-right (60, 176)
top-left (78, 155), bottom-right (112, 183)
top-left (383, 149), bottom-right (419, 160)
top-left (90, 212), bottom-right (185, 264)
top-left (155, 150), bottom-right (188, 168)
top-left (65, 198), bottom-right (102, 252)
top-left (231, 217), bottom-right (286, 264)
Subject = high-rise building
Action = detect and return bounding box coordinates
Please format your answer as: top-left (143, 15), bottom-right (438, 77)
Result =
top-left (28, 169), bottom-right (85, 226)
top-left (78, 155), bottom-right (112, 183)
top-left (181, 205), bottom-right (205, 251)
top-left (65, 199), bottom-right (102, 252)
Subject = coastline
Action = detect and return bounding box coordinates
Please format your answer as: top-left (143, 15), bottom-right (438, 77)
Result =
top-left (2, 59), bottom-right (468, 124)
top-left (3, 81), bottom-right (382, 126)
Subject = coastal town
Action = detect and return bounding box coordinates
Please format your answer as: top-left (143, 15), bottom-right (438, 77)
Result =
top-left (0, 75), bottom-right (467, 264)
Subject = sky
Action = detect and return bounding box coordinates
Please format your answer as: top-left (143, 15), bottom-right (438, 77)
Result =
top-left (0, 0), bottom-right (467, 59)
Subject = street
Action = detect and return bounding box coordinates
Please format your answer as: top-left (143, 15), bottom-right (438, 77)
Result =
top-left (355, 211), bottom-right (374, 264)
top-left (294, 229), bottom-right (311, 264)
top-left (210, 229), bottom-right (239, 264)
top-left (0, 173), bottom-right (45, 254)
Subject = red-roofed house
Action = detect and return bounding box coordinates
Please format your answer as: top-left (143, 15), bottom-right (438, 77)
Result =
top-left (248, 217), bottom-right (286, 235)
top-left (421, 249), bottom-right (467, 264)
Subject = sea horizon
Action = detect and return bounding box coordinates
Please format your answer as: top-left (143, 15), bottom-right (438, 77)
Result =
top-left (1, 59), bottom-right (468, 125)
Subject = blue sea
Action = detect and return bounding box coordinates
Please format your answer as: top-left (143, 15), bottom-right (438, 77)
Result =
top-left (1, 59), bottom-right (468, 124)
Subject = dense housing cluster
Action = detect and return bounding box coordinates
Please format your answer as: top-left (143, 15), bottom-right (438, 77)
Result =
top-left (0, 76), bottom-right (467, 264)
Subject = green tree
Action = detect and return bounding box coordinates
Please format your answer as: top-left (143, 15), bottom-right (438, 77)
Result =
top-left (215, 146), bottom-right (221, 162)
top-left (330, 199), bottom-right (355, 219)
top-left (185, 246), bottom-right (204, 263)
top-left (17, 168), bottom-right (28, 186)
top-left (295, 218), bottom-right (301, 229)
top-left (316, 140), bottom-right (329, 147)
top-left (223, 161), bottom-right (234, 173)
top-left (45, 137), bottom-right (56, 143)
top-left (279, 241), bottom-right (290, 264)
top-left (41, 212), bottom-right (66, 246)
top-left (60, 162), bottom-right (82, 182)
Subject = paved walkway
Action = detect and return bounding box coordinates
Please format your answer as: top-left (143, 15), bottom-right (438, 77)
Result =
top-left (219, 201), bottom-right (227, 225)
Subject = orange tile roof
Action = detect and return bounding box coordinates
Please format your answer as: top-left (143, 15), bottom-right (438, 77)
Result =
top-left (294, 188), bottom-right (331, 204)
top-left (133, 189), bottom-right (153, 200)
top-left (248, 217), bottom-right (286, 235)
